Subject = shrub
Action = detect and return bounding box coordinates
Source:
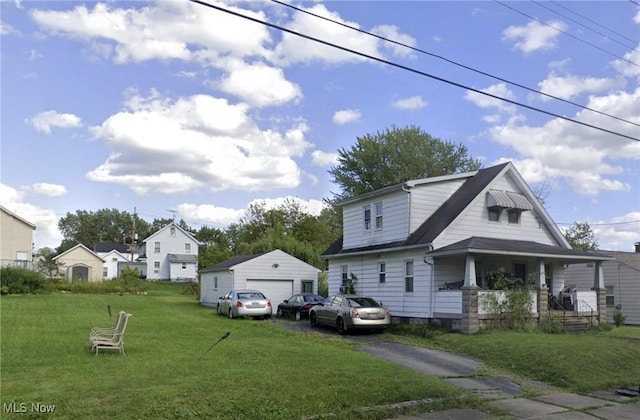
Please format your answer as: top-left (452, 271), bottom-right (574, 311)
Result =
top-left (47, 273), bottom-right (148, 294)
top-left (539, 316), bottom-right (563, 334)
top-left (183, 280), bottom-right (200, 299)
top-left (0, 267), bottom-right (48, 294)
top-left (613, 310), bottom-right (626, 327)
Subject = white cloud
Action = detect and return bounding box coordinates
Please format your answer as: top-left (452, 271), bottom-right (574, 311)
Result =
top-left (1, 21), bottom-right (20, 36)
top-left (371, 24), bottom-right (416, 58)
top-left (332, 109), bottom-right (361, 125)
top-left (31, 183), bottom-right (68, 197)
top-left (88, 91), bottom-right (312, 194)
top-left (392, 96), bottom-right (427, 110)
top-left (215, 60), bottom-right (302, 108)
top-left (592, 212), bottom-right (640, 251)
top-left (537, 73), bottom-right (625, 101)
top-left (611, 45), bottom-right (640, 78)
top-left (27, 110), bottom-right (82, 134)
top-left (503, 20), bottom-right (567, 53)
top-left (482, 87), bottom-right (640, 196)
top-left (311, 150), bottom-right (339, 167)
top-left (177, 196), bottom-right (326, 227)
top-left (0, 183), bottom-right (62, 250)
top-left (464, 83), bottom-right (519, 121)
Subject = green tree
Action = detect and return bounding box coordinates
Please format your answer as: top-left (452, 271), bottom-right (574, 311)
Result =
top-left (196, 226), bottom-right (233, 269)
top-left (329, 125), bottom-right (481, 200)
top-left (34, 247), bottom-right (65, 278)
top-left (57, 209), bottom-right (151, 253)
top-left (563, 222), bottom-right (598, 251)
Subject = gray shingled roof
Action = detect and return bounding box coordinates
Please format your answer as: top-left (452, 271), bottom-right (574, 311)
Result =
top-left (199, 252), bottom-right (270, 273)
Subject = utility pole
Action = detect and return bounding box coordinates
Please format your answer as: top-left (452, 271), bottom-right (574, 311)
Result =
top-left (131, 207), bottom-right (137, 262)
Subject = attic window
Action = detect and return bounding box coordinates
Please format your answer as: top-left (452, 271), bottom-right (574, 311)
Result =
top-left (507, 209), bottom-right (521, 224)
top-left (170, 226), bottom-right (176, 236)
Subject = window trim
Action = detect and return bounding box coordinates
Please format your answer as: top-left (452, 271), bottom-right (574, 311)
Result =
top-left (507, 209), bottom-right (521, 224)
top-left (378, 262), bottom-right (386, 284)
top-left (363, 205), bottom-right (371, 231)
top-left (404, 260), bottom-right (414, 293)
top-left (154, 241), bottom-right (161, 253)
top-left (488, 207), bottom-right (501, 222)
top-left (375, 201), bottom-right (383, 230)
top-left (341, 265), bottom-right (348, 286)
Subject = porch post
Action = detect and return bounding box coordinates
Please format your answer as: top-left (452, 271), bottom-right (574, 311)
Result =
top-left (592, 261), bottom-right (607, 323)
top-left (536, 259), bottom-right (548, 320)
top-left (461, 254), bottom-right (479, 333)
top-left (464, 255), bottom-right (477, 287)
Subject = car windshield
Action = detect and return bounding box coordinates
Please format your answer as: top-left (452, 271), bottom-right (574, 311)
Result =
top-left (237, 292), bottom-right (265, 300)
top-left (347, 297), bottom-right (381, 308)
top-left (303, 295), bottom-right (323, 303)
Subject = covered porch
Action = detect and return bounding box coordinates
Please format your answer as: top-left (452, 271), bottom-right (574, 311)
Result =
top-left (427, 237), bottom-right (612, 333)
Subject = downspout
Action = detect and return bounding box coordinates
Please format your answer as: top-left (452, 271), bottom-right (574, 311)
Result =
top-left (423, 244), bottom-right (435, 318)
top-left (402, 183), bottom-right (411, 237)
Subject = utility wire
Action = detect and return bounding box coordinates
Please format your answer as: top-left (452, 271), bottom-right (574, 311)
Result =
top-left (495, 0), bottom-right (640, 68)
top-left (549, 0), bottom-right (639, 46)
top-left (189, 0), bottom-right (640, 142)
top-left (629, 0), bottom-right (640, 7)
top-left (271, 0), bottom-right (639, 129)
top-left (533, 0), bottom-right (639, 52)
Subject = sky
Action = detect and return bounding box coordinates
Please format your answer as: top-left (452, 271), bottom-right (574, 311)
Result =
top-left (1, 0), bottom-right (639, 252)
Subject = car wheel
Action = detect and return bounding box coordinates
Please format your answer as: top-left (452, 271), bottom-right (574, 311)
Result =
top-left (337, 317), bottom-right (346, 335)
top-left (265, 314), bottom-right (272, 320)
top-left (310, 312), bottom-right (317, 327)
top-left (228, 308), bottom-right (234, 319)
top-left (216, 305), bottom-right (221, 315)
top-left (295, 311), bottom-right (301, 321)
top-left (277, 307), bottom-right (283, 318)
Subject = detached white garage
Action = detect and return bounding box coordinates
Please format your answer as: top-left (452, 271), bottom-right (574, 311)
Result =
top-left (199, 249), bottom-right (321, 312)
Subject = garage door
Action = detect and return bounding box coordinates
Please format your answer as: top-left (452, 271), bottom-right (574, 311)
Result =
top-left (246, 279), bottom-right (293, 314)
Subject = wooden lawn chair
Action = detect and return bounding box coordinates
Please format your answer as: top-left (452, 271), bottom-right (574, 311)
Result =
top-left (91, 313), bottom-right (132, 355)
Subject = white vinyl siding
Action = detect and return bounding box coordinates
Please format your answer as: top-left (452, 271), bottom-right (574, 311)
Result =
top-left (437, 174), bottom-right (558, 248)
top-left (342, 190), bottom-right (409, 249)
top-left (144, 224), bottom-right (200, 281)
top-left (408, 179), bottom-right (465, 233)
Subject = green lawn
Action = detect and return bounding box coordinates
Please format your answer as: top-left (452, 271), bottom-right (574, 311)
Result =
top-left (390, 324), bottom-right (640, 392)
top-left (1, 286), bottom-right (461, 419)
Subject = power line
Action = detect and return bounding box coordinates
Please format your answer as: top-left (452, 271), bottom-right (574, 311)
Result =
top-left (557, 220), bottom-right (640, 226)
top-left (533, 0), bottom-right (639, 53)
top-left (189, 0), bottom-right (640, 142)
top-left (549, 0), bottom-right (640, 46)
top-left (495, 0), bottom-right (640, 68)
top-left (271, 0), bottom-right (639, 129)
top-left (629, 0), bottom-right (640, 8)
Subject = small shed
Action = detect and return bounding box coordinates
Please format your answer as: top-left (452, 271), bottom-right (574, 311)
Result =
top-left (53, 244), bottom-right (105, 283)
top-left (199, 249), bottom-right (321, 311)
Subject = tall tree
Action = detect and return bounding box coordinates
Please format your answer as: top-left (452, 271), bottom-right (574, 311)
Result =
top-left (57, 209), bottom-right (151, 253)
top-left (329, 125), bottom-right (482, 200)
top-left (196, 226), bottom-right (233, 269)
top-left (563, 222), bottom-right (599, 250)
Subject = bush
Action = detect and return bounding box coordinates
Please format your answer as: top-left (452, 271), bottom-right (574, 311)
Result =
top-left (0, 267), bottom-right (48, 294)
top-left (539, 316), bottom-right (563, 334)
top-left (47, 274), bottom-right (149, 295)
top-left (613, 310), bottom-right (626, 327)
top-left (183, 281), bottom-right (200, 299)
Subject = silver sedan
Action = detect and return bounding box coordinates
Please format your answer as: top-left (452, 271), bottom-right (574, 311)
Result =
top-left (309, 294), bottom-right (391, 334)
top-left (217, 290), bottom-right (273, 319)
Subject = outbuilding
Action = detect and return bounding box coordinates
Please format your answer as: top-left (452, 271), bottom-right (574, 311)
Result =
top-left (199, 249), bottom-right (321, 312)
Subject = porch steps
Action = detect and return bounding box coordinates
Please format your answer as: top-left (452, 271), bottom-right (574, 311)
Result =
top-left (546, 311), bottom-right (593, 333)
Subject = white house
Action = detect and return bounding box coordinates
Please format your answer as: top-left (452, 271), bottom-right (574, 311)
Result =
top-left (322, 162), bottom-right (612, 333)
top-left (199, 249), bottom-right (321, 312)
top-left (94, 243), bottom-right (136, 279)
top-left (139, 223), bottom-right (201, 282)
top-left (564, 244), bottom-right (640, 326)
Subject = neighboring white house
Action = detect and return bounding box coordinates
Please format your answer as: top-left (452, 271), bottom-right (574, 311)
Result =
top-left (95, 243), bottom-right (136, 279)
top-left (564, 244), bottom-right (640, 326)
top-left (199, 249), bottom-right (321, 312)
top-left (53, 244), bottom-right (105, 283)
top-left (322, 162), bottom-right (612, 333)
top-left (0, 205), bottom-right (36, 269)
top-left (138, 222), bottom-right (201, 281)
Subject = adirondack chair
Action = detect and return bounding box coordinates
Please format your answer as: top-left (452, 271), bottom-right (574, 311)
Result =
top-left (91, 313), bottom-right (132, 355)
top-left (89, 311), bottom-right (127, 343)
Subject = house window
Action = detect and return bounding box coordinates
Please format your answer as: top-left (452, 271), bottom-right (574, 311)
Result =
top-left (378, 262), bottom-right (386, 284)
top-left (112, 258), bottom-right (117, 262)
top-left (341, 265), bottom-right (348, 287)
top-left (363, 205), bottom-right (371, 230)
top-left (154, 261), bottom-right (160, 273)
top-left (507, 209), bottom-right (521, 224)
top-left (170, 226), bottom-right (176, 236)
top-left (405, 260), bottom-right (414, 293)
top-left (606, 285), bottom-right (615, 306)
top-left (103, 267), bottom-right (108, 277)
top-left (301, 280), bottom-right (313, 293)
top-left (375, 202), bottom-right (383, 229)
top-left (214, 276), bottom-right (218, 290)
top-left (154, 241), bottom-right (160, 253)
top-left (185, 243), bottom-right (191, 253)
top-left (488, 208), bottom-right (501, 222)
top-left (182, 262), bottom-right (187, 269)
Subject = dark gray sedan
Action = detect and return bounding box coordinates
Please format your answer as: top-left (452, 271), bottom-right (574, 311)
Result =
top-left (309, 294), bottom-right (391, 334)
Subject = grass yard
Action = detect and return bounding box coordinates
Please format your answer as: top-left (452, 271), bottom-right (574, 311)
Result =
top-left (391, 324), bottom-right (640, 393)
top-left (1, 285), bottom-right (462, 419)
